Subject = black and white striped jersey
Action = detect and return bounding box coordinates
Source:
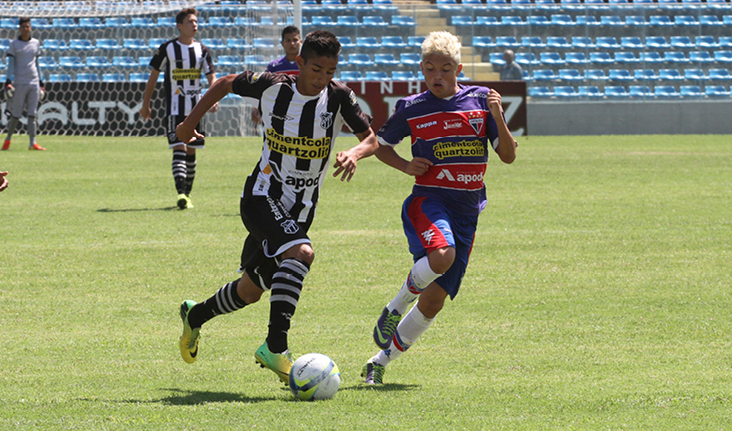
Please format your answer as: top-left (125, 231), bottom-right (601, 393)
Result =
top-left (232, 71), bottom-right (372, 226)
top-left (150, 38), bottom-right (215, 117)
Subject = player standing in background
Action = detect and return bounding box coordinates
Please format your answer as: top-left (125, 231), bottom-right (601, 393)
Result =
top-left (251, 25), bottom-right (302, 124)
top-left (3, 17), bottom-right (46, 151)
top-left (175, 30), bottom-right (379, 384)
top-left (362, 31), bottom-right (518, 384)
top-left (139, 7), bottom-right (218, 210)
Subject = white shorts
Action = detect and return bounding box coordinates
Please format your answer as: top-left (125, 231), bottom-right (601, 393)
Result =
top-left (8, 83), bottom-right (40, 118)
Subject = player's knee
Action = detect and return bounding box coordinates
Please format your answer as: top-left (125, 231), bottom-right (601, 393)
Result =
top-left (427, 247), bottom-right (455, 274)
top-left (283, 243), bottom-right (315, 265)
top-left (237, 276), bottom-right (264, 304)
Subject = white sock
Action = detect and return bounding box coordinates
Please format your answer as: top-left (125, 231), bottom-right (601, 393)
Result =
top-left (373, 302), bottom-right (434, 366)
top-left (387, 256), bottom-right (440, 315)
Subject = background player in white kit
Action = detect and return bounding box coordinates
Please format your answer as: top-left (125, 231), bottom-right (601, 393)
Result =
top-left (3, 17), bottom-right (46, 151)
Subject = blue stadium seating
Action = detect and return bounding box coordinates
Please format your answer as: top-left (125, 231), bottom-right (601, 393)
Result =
top-left (356, 37), bottom-right (381, 49)
top-left (253, 38), bottom-right (276, 49)
top-left (112, 56), bottom-right (137, 68)
top-left (515, 52), bottom-right (540, 66)
top-left (392, 71), bottom-right (416, 81)
top-left (53, 18), bottom-right (76, 29)
top-left (49, 74), bottom-right (73, 82)
top-left (59, 56), bottom-right (85, 69)
top-left (340, 70), bottom-right (363, 81)
top-left (129, 73), bottom-right (150, 82)
top-left (659, 68), bottom-right (684, 81)
top-left (401, 53), bottom-right (421, 65)
top-left (123, 39), bottom-right (148, 50)
top-left (621, 37), bottom-right (644, 50)
top-left (363, 16), bottom-right (388, 27)
top-left (584, 69), bottom-right (607, 81)
top-left (96, 39), bottom-right (121, 50)
top-left (227, 38), bottom-right (252, 50)
top-left (374, 53), bottom-right (399, 66)
top-left (528, 86), bottom-right (554, 98)
top-left (640, 52), bottom-right (665, 64)
top-left (130, 17), bottom-right (155, 28)
top-left (649, 15), bottom-right (674, 27)
top-left (407, 37), bottom-right (425, 48)
top-left (609, 69), bottom-right (634, 82)
top-left (600, 16), bottom-right (623, 27)
top-left (69, 39), bottom-right (94, 51)
top-left (348, 53), bottom-right (373, 66)
top-left (654, 85), bottom-right (681, 97)
top-left (501, 16), bottom-right (526, 27)
top-left (705, 85), bottom-right (731, 97)
top-left (690, 51), bottom-right (714, 64)
top-left (554, 86), bottom-right (579, 98)
top-left (337, 16), bottom-right (359, 26)
top-left (700, 15), bottom-right (723, 27)
top-left (629, 85), bottom-right (653, 97)
top-left (149, 38), bottom-right (166, 49)
top-left (102, 73), bottom-right (126, 82)
top-left (43, 39), bottom-right (68, 51)
top-left (381, 36), bottom-right (406, 49)
top-left (646, 37), bottom-right (670, 50)
top-left (391, 15), bottom-right (416, 27)
top-left (540, 52), bottom-right (564, 66)
top-left (680, 85), bottom-right (702, 97)
top-left (713, 50), bottom-right (732, 63)
top-left (558, 68), bottom-right (583, 82)
top-left (674, 15), bottom-right (698, 26)
top-left (79, 17), bottom-right (103, 29)
top-left (532, 69), bottom-right (558, 81)
top-left (589, 52), bottom-right (613, 65)
top-left (670, 36), bottom-right (694, 50)
top-left (473, 37), bottom-right (496, 49)
top-left (217, 55), bottom-right (241, 68)
top-left (243, 55), bottom-right (269, 66)
top-left (522, 37), bottom-right (546, 49)
top-left (708, 68), bottom-right (732, 80)
top-left (338, 36), bottom-right (355, 49)
top-left (365, 70), bottom-right (389, 80)
top-left (495, 36), bottom-right (519, 49)
top-left (551, 14), bottom-right (575, 26)
top-left (719, 37), bottom-right (732, 49)
top-left (527, 16), bottom-right (551, 27)
top-left (86, 56), bottom-right (112, 69)
top-left (596, 37), bottom-right (621, 50)
top-left (157, 17), bottom-right (176, 26)
top-left (696, 36), bottom-right (720, 50)
top-left (565, 52), bottom-right (589, 65)
top-left (625, 16), bottom-right (647, 26)
top-left (489, 53), bottom-right (505, 67)
top-left (546, 37), bottom-right (571, 50)
top-left (605, 86), bottom-right (630, 97)
top-left (451, 15), bottom-right (473, 27)
top-left (476, 16), bottom-right (499, 26)
top-left (579, 86), bottom-right (603, 98)
top-left (571, 37), bottom-right (595, 49)
top-left (76, 73), bottom-right (100, 82)
top-left (104, 17), bottom-right (128, 28)
top-left (684, 69), bottom-right (706, 80)
top-left (38, 56), bottom-right (59, 70)
top-left (208, 17), bottom-right (233, 27)
top-left (614, 52), bottom-right (640, 64)
top-left (202, 38), bottom-right (226, 50)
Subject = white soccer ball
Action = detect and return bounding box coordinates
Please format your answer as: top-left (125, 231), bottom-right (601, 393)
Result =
top-left (289, 353), bottom-right (340, 401)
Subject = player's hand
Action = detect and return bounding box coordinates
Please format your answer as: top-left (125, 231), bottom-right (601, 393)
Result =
top-left (486, 89), bottom-right (504, 119)
top-left (139, 105), bottom-right (151, 121)
top-left (176, 121), bottom-right (203, 144)
top-left (251, 108), bottom-right (261, 123)
top-left (209, 102), bottom-right (219, 113)
top-left (4, 83), bottom-right (14, 99)
top-left (406, 157), bottom-right (433, 177)
top-left (0, 171), bottom-right (8, 192)
top-left (39, 86), bottom-right (46, 101)
top-left (332, 150), bottom-right (359, 182)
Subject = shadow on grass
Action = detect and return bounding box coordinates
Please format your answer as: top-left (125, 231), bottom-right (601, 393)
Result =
top-left (97, 207), bottom-right (179, 212)
top-left (344, 383), bottom-right (421, 392)
top-left (148, 388), bottom-right (279, 405)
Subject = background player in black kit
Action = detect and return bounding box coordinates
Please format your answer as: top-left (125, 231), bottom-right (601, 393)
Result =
top-left (175, 30), bottom-right (379, 384)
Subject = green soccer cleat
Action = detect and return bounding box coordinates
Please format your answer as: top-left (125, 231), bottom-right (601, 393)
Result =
top-left (361, 360), bottom-right (386, 385)
top-left (254, 342), bottom-right (293, 384)
top-left (176, 193), bottom-right (191, 210)
top-left (179, 300), bottom-right (200, 364)
top-left (373, 306), bottom-right (402, 350)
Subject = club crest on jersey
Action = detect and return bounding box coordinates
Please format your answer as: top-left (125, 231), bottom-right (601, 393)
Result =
top-left (467, 112), bottom-right (485, 135)
top-left (280, 219), bottom-right (300, 235)
top-left (319, 111), bottom-right (333, 129)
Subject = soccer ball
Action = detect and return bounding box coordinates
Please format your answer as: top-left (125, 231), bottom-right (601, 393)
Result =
top-left (289, 353), bottom-right (340, 401)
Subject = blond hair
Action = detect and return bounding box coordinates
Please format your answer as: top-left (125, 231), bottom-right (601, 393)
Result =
top-left (421, 31), bottom-right (462, 65)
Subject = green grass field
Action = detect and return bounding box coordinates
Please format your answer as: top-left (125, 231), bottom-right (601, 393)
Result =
top-left (1, 134), bottom-right (730, 430)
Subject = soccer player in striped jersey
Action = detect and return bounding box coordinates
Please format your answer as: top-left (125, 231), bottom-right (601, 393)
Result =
top-left (362, 31), bottom-right (518, 384)
top-left (139, 7), bottom-right (218, 210)
top-left (175, 30), bottom-right (379, 384)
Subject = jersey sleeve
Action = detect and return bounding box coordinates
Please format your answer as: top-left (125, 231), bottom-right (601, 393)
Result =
top-left (231, 71), bottom-right (284, 99)
top-left (482, 87), bottom-right (501, 150)
top-left (338, 86), bottom-right (372, 135)
top-left (201, 44), bottom-right (216, 75)
top-left (149, 43), bottom-right (167, 71)
top-left (376, 98), bottom-right (411, 147)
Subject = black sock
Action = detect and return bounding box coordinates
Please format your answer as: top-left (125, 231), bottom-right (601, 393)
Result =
top-left (172, 150), bottom-right (187, 194)
top-left (266, 258), bottom-right (310, 353)
top-left (185, 153), bottom-right (196, 195)
top-left (188, 278), bottom-right (246, 329)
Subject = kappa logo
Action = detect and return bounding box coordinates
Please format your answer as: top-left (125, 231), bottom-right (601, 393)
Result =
top-left (421, 228), bottom-right (435, 244)
top-left (281, 219), bottom-right (300, 235)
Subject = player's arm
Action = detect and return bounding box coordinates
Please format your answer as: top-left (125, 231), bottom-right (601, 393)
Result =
top-left (205, 72), bottom-right (219, 113)
top-left (487, 89), bottom-right (517, 164)
top-left (5, 55), bottom-right (14, 92)
top-left (332, 128), bottom-right (379, 182)
top-left (177, 73), bottom-right (236, 143)
top-left (139, 68), bottom-right (161, 121)
top-left (375, 144), bottom-right (432, 177)
top-left (0, 171), bottom-right (8, 192)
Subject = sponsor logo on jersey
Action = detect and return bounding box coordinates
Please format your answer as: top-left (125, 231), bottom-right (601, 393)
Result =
top-left (265, 128), bottom-right (331, 159)
top-left (416, 120), bottom-right (437, 130)
top-left (285, 175), bottom-right (320, 189)
top-left (467, 91), bottom-right (488, 98)
top-left (172, 67), bottom-right (202, 81)
top-left (405, 97), bottom-right (426, 108)
top-left (433, 139), bottom-right (485, 160)
top-left (443, 119), bottom-right (463, 130)
top-left (421, 228), bottom-right (435, 245)
top-left (420, 164), bottom-right (486, 190)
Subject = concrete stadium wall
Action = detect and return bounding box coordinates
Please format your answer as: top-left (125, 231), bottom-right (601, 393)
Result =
top-left (528, 100), bottom-right (732, 135)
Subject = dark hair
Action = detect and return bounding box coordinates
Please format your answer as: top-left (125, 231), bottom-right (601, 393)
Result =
top-left (281, 25), bottom-right (300, 41)
top-left (176, 7), bottom-right (197, 24)
top-left (299, 30), bottom-right (340, 62)
top-left (19, 17), bottom-right (30, 26)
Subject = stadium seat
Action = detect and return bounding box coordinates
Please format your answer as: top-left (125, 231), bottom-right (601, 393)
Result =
top-left (589, 52), bottom-right (613, 65)
top-left (392, 70), bottom-right (416, 81)
top-left (217, 55), bottom-right (241, 67)
top-left (86, 56), bottom-right (112, 69)
top-left (560, 0), bottom-right (582, 10)
top-left (649, 15), bottom-right (673, 26)
top-left (104, 17), bottom-right (128, 28)
top-left (657, 0), bottom-right (680, 10)
top-left (719, 37), bottom-right (732, 49)
top-left (713, 50), bottom-right (732, 63)
top-left (705, 85), bottom-right (731, 96)
top-left (511, 0), bottom-right (533, 8)
top-left (451, 16), bottom-right (474, 26)
top-left (696, 36), bottom-right (720, 50)
top-left (138, 56), bottom-right (152, 67)
top-left (363, 16), bottom-right (388, 26)
top-left (43, 39), bottom-right (68, 51)
top-left (476, 16), bottom-right (500, 26)
top-left (684, 69), bottom-right (706, 80)
top-left (227, 38), bottom-right (251, 50)
top-left (609, 69), bottom-right (633, 82)
top-left (356, 37), bottom-right (381, 49)
top-left (253, 38), bottom-right (276, 49)
top-left (532, 69), bottom-right (558, 81)
top-left (148, 38), bottom-right (166, 49)
top-left (59, 56), bottom-right (85, 69)
top-left (53, 17), bottom-right (76, 29)
top-left (614, 52), bottom-right (640, 64)
top-left (78, 17), bottom-right (103, 29)
top-left (374, 53), bottom-right (399, 66)
top-left (495, 36), bottom-right (519, 49)
top-left (670, 36), bottom-right (694, 50)
top-left (129, 73), bottom-right (150, 82)
top-left (659, 68), bottom-right (684, 81)
top-left (527, 16), bottom-right (551, 26)
top-left (340, 70), bottom-right (363, 81)
top-left (522, 36), bottom-right (545, 49)
top-left (76, 73), bottom-right (100, 82)
top-left (654, 85), bottom-right (680, 97)
top-left (123, 39), bottom-right (148, 50)
top-left (625, 15), bottom-right (647, 26)
top-left (604, 86), bottom-right (629, 97)
top-left (596, 37), bottom-right (621, 50)
top-left (575, 15), bottom-right (599, 26)
top-left (69, 39), bottom-right (94, 51)
top-left (571, 37), bottom-right (595, 49)
top-left (550, 14), bottom-right (575, 26)
top-left (407, 36), bottom-right (425, 48)
top-left (49, 73), bottom-right (73, 82)
top-left (535, 0), bottom-right (559, 11)
top-left (708, 68), bottom-right (732, 80)
top-left (690, 51), bottom-right (714, 64)
top-left (38, 56), bottom-right (58, 70)
top-left (337, 16), bottom-right (359, 26)
top-left (584, 69), bottom-right (607, 81)
top-left (311, 16), bottom-right (336, 26)
top-left (674, 15), bottom-right (698, 26)
top-left (679, 85), bottom-right (703, 97)
top-left (500, 16), bottom-right (526, 27)
top-left (401, 53), bottom-right (421, 65)
top-left (130, 17), bottom-right (155, 28)
top-left (102, 73), bottom-right (126, 82)
top-left (558, 68), bottom-right (583, 82)
top-left (640, 51), bottom-right (664, 64)
top-left (473, 36), bottom-right (496, 49)
top-left (489, 52), bottom-right (506, 67)
top-left (374, 0), bottom-right (399, 11)
top-left (95, 39), bottom-right (121, 50)
top-left (202, 38), bottom-right (226, 50)
top-left (112, 56), bottom-right (137, 68)
top-left (700, 15), bottom-right (723, 27)
top-left (365, 70), bottom-right (389, 80)
top-left (634, 69), bottom-right (660, 81)
top-left (629, 85), bottom-right (653, 97)
top-left (664, 51), bottom-right (689, 64)
top-left (243, 55), bottom-right (269, 66)
top-left (646, 37), bottom-right (670, 50)
top-left (578, 86), bottom-right (603, 98)
top-left (540, 52), bottom-right (565, 66)
top-left (546, 37), bottom-right (571, 50)
top-left (338, 36), bottom-right (355, 49)
top-left (553, 86), bottom-right (579, 98)
top-left (600, 16), bottom-right (623, 27)
top-left (515, 52), bottom-right (540, 66)
top-left (391, 15), bottom-right (416, 26)
top-left (157, 16), bottom-right (176, 26)
top-left (348, 53), bottom-right (373, 66)
top-left (30, 18), bottom-right (52, 29)
top-left (233, 17), bottom-right (256, 26)
top-left (621, 37), bottom-right (644, 50)
top-left (565, 52), bottom-right (589, 65)
top-left (207, 16), bottom-right (233, 27)
top-left (528, 86), bottom-right (553, 97)
top-left (381, 36), bottom-right (407, 49)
